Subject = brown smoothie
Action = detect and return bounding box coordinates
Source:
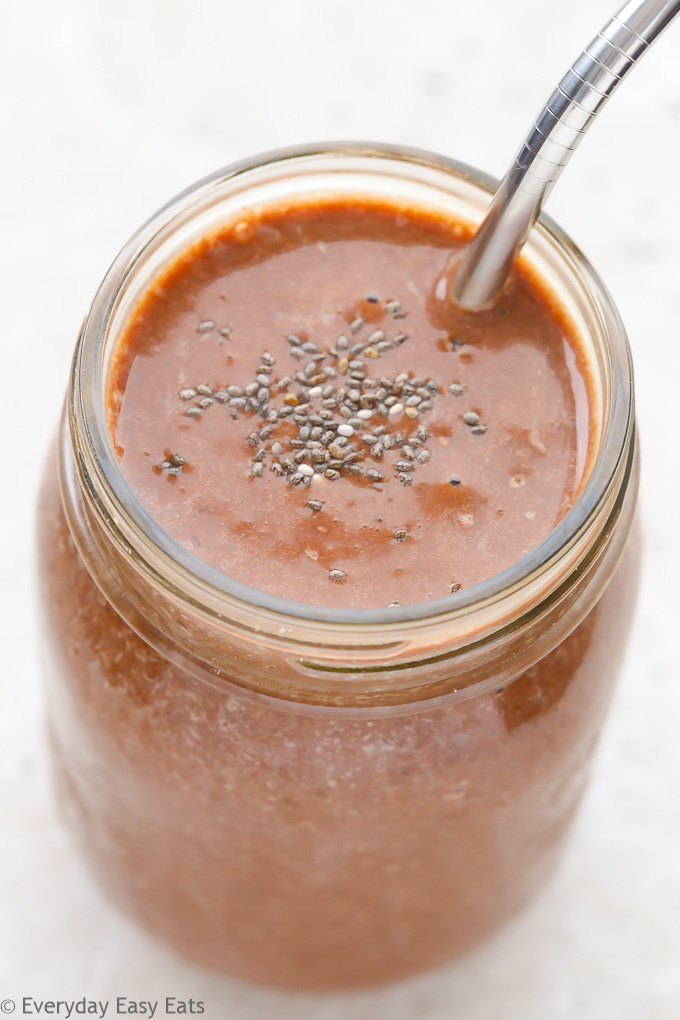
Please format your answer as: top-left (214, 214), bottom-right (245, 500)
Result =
top-left (37, 175), bottom-right (638, 991)
top-left (108, 197), bottom-right (594, 607)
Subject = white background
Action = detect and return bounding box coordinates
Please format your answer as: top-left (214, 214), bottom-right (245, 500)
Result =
top-left (1, 1), bottom-right (679, 1017)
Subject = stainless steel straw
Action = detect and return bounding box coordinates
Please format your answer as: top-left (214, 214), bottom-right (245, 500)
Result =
top-left (451, 0), bottom-right (680, 309)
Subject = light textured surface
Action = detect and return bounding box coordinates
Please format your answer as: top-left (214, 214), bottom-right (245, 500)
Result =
top-left (1, 0), bottom-right (679, 1016)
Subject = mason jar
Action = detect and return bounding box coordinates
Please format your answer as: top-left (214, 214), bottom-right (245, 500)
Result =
top-left (36, 144), bottom-right (639, 990)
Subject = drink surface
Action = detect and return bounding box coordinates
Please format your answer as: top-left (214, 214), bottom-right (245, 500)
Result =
top-left (109, 196), bottom-right (593, 608)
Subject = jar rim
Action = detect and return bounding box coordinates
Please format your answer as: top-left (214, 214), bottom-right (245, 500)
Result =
top-left (69, 141), bottom-right (635, 635)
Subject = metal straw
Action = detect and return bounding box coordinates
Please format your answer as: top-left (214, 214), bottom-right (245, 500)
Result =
top-left (451, 0), bottom-right (680, 309)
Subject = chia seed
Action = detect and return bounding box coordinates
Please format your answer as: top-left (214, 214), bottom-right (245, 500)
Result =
top-left (184, 316), bottom-right (472, 495)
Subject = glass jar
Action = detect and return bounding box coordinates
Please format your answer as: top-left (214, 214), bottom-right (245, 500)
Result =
top-left (37, 144), bottom-right (639, 990)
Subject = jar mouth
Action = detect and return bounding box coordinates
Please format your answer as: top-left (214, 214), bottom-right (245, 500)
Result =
top-left (70, 142), bottom-right (634, 631)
